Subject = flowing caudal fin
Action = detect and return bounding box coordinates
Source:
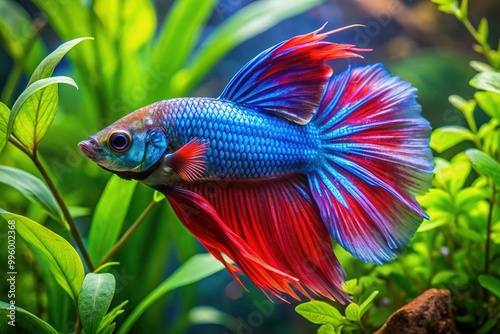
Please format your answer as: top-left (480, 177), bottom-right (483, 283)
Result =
top-left (170, 175), bottom-right (349, 303)
top-left (219, 25), bottom-right (366, 125)
top-left (308, 64), bottom-right (433, 265)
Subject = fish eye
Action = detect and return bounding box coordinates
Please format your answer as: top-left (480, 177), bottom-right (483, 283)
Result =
top-left (108, 131), bottom-right (132, 152)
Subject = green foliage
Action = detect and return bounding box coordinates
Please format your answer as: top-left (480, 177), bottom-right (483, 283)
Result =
top-left (296, 280), bottom-right (379, 333)
top-left (78, 273), bottom-right (116, 334)
top-left (0, 0), bottom-right (322, 332)
top-left (0, 301), bottom-right (58, 334)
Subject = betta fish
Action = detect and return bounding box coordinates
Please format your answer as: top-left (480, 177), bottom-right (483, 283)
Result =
top-left (79, 26), bottom-right (433, 302)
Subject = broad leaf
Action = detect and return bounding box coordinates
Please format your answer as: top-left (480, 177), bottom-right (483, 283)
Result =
top-left (79, 273), bottom-right (116, 334)
top-left (466, 149), bottom-right (500, 186)
top-left (88, 175), bottom-right (137, 264)
top-left (475, 91), bottom-right (500, 121)
top-left (0, 102), bottom-right (9, 152)
top-left (469, 61), bottom-right (495, 73)
top-left (0, 166), bottom-right (65, 226)
top-left (430, 126), bottom-right (475, 153)
top-left (478, 275), bottom-right (500, 299)
top-left (0, 211), bottom-right (84, 301)
top-left (173, 0), bottom-right (324, 96)
top-left (470, 71), bottom-right (500, 94)
top-left (0, 301), bottom-right (58, 334)
top-left (345, 303), bottom-right (360, 322)
top-left (118, 253), bottom-right (225, 334)
top-left (29, 37), bottom-right (93, 85)
top-left (7, 76), bottom-right (78, 150)
top-left (318, 324), bottom-right (337, 334)
top-left (295, 300), bottom-right (343, 325)
top-left (94, 0), bottom-right (154, 53)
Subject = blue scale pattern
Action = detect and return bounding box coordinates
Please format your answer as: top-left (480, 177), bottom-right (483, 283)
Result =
top-left (155, 98), bottom-right (321, 180)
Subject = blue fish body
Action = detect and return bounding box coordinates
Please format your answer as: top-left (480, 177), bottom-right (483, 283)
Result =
top-left (79, 26), bottom-right (433, 302)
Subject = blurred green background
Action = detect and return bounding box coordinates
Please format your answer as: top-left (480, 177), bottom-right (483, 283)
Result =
top-left (1, 0), bottom-right (499, 333)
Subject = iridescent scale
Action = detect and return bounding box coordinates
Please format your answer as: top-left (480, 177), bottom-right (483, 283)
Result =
top-left (155, 98), bottom-right (321, 180)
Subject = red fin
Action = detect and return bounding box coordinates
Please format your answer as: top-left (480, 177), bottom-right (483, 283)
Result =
top-left (181, 175), bottom-right (349, 303)
top-left (162, 186), bottom-right (300, 300)
top-left (219, 25), bottom-right (368, 125)
top-left (164, 138), bottom-right (208, 182)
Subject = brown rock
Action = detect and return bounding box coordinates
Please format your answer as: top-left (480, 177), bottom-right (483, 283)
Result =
top-left (375, 289), bottom-right (458, 334)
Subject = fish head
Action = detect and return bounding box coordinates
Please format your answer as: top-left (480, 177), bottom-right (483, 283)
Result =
top-left (78, 105), bottom-right (168, 174)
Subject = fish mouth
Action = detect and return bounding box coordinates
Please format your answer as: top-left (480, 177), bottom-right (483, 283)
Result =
top-left (78, 136), bottom-right (101, 158)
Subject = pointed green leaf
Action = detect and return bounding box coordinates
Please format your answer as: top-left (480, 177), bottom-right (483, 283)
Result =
top-left (7, 76), bottom-right (78, 148)
top-left (475, 91), bottom-right (500, 121)
top-left (470, 71), bottom-right (500, 94)
top-left (118, 253), bottom-right (226, 334)
top-left (88, 175), bottom-right (137, 264)
top-left (0, 102), bottom-right (10, 153)
top-left (173, 0), bottom-right (323, 96)
top-left (0, 301), bottom-right (58, 334)
top-left (430, 126), bottom-right (475, 153)
top-left (29, 37), bottom-right (93, 85)
top-left (295, 300), bottom-right (343, 325)
top-left (0, 211), bottom-right (85, 301)
top-left (152, 0), bottom-right (217, 80)
top-left (97, 300), bottom-right (128, 334)
top-left (478, 275), bottom-right (500, 299)
top-left (466, 149), bottom-right (500, 186)
top-left (359, 291), bottom-right (379, 317)
top-left (0, 166), bottom-right (65, 226)
top-left (79, 273), bottom-right (116, 334)
top-left (345, 303), bottom-right (360, 321)
top-left (477, 18), bottom-right (489, 45)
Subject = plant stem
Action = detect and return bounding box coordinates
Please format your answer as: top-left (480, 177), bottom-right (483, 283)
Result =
top-left (99, 200), bottom-right (158, 266)
top-left (458, 15), bottom-right (496, 69)
top-left (484, 183), bottom-right (497, 275)
top-left (74, 313), bottom-right (82, 334)
top-left (31, 152), bottom-right (95, 272)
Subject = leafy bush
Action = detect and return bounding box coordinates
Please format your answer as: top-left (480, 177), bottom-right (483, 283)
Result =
top-left (296, 0), bottom-right (500, 333)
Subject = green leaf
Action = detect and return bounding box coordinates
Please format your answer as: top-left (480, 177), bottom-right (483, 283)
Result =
top-left (318, 324), bottom-right (336, 334)
top-left (153, 190), bottom-right (165, 203)
top-left (0, 166), bottom-right (65, 226)
top-left (29, 37), bottom-right (93, 85)
top-left (477, 18), bottom-right (489, 45)
top-left (94, 0), bottom-right (154, 53)
top-left (417, 209), bottom-right (453, 232)
top-left (359, 291), bottom-right (379, 317)
top-left (448, 95), bottom-right (477, 132)
top-left (455, 187), bottom-right (486, 211)
top-left (97, 300), bottom-right (128, 334)
top-left (431, 0), bottom-right (459, 15)
top-left (7, 76), bottom-right (78, 149)
top-left (118, 253), bottom-right (226, 334)
top-left (152, 0), bottom-right (217, 83)
top-left (0, 102), bottom-right (10, 153)
top-left (466, 149), bottom-right (500, 186)
top-left (173, 0), bottom-right (324, 96)
top-left (470, 71), bottom-right (500, 94)
top-left (79, 273), bottom-right (116, 334)
top-left (0, 211), bottom-right (84, 301)
top-left (88, 175), bottom-right (137, 264)
top-left (345, 303), bottom-right (360, 322)
top-left (475, 91), bottom-right (500, 121)
top-left (430, 126), bottom-right (475, 152)
top-left (295, 300), bottom-right (343, 325)
top-left (0, 301), bottom-right (58, 334)
top-left (477, 319), bottom-right (497, 334)
top-left (470, 60), bottom-right (495, 73)
top-left (478, 275), bottom-right (500, 298)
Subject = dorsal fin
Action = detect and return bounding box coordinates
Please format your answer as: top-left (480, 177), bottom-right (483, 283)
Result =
top-left (219, 25), bottom-right (367, 125)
